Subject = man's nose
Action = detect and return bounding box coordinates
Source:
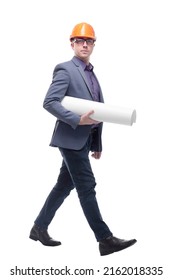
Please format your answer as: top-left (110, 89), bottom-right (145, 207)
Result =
top-left (83, 41), bottom-right (88, 47)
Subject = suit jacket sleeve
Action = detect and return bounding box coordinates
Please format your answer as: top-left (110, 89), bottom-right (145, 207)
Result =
top-left (43, 66), bottom-right (80, 129)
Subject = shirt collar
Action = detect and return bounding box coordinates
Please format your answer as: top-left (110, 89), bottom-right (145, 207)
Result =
top-left (73, 56), bottom-right (94, 71)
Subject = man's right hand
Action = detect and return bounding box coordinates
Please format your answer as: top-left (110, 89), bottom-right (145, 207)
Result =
top-left (79, 110), bottom-right (100, 125)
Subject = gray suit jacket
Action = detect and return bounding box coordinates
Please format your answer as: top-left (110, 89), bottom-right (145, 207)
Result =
top-left (43, 56), bottom-right (104, 151)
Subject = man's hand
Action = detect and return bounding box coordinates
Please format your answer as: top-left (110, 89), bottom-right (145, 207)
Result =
top-left (91, 151), bottom-right (102, 159)
top-left (79, 110), bottom-right (100, 125)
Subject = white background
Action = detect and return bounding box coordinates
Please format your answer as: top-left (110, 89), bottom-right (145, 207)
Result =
top-left (0, 0), bottom-right (173, 279)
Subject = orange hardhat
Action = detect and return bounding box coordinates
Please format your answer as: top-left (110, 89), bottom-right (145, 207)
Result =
top-left (70, 22), bottom-right (96, 41)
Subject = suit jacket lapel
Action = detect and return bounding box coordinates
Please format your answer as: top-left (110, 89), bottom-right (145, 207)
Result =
top-left (77, 66), bottom-right (94, 99)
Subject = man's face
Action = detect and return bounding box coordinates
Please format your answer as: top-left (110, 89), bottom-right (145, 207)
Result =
top-left (71, 37), bottom-right (95, 63)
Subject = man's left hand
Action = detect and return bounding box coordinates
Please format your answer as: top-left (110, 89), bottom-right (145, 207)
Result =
top-left (91, 151), bottom-right (102, 159)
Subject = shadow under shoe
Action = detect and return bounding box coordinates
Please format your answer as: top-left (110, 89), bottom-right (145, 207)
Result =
top-left (99, 236), bottom-right (137, 256)
top-left (29, 224), bottom-right (61, 246)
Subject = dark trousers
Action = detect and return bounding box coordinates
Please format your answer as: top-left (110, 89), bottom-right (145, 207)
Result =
top-left (35, 134), bottom-right (112, 241)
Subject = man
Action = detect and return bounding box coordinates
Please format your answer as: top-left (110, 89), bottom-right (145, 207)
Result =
top-left (29, 22), bottom-right (137, 256)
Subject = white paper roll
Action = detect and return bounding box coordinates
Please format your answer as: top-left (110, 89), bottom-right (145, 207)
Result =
top-left (61, 96), bottom-right (136, 126)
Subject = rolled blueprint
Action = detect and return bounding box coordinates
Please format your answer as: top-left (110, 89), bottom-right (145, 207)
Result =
top-left (61, 96), bottom-right (136, 126)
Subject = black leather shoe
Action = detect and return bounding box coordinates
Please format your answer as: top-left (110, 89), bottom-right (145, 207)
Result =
top-left (99, 236), bottom-right (137, 256)
top-left (29, 224), bottom-right (61, 246)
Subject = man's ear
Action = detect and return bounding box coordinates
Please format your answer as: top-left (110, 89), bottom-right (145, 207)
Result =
top-left (71, 42), bottom-right (74, 49)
